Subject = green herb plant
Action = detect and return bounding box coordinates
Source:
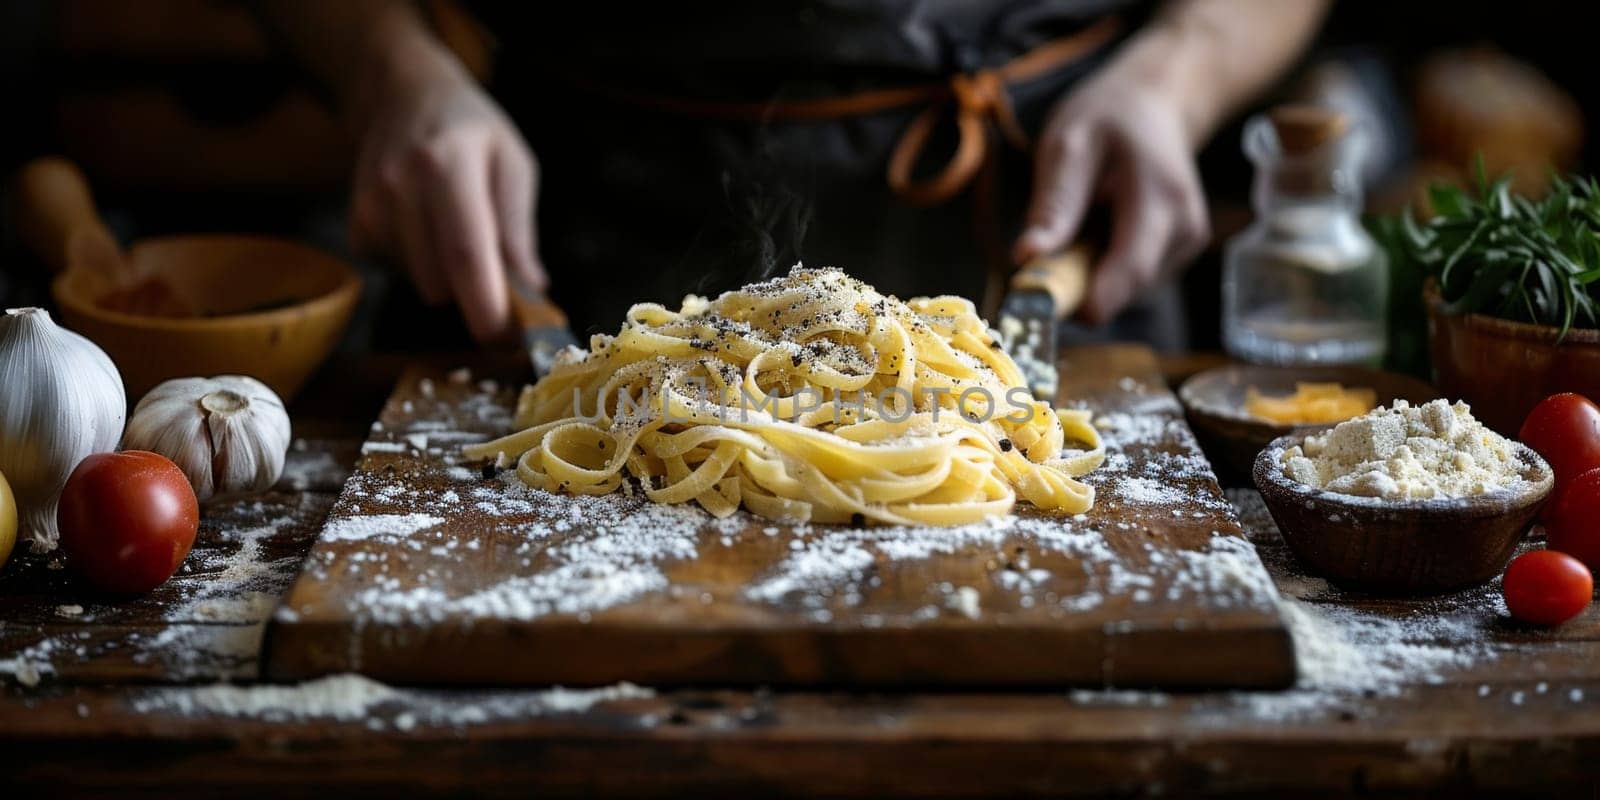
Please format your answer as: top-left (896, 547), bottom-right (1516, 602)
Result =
top-left (1394, 167), bottom-right (1600, 338)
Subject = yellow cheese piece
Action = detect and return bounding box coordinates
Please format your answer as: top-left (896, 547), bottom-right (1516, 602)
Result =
top-left (1245, 382), bottom-right (1378, 425)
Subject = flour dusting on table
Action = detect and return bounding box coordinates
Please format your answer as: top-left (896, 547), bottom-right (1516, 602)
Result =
top-left (131, 674), bottom-right (654, 728)
top-left (2, 476), bottom-right (338, 686)
top-left (0, 638), bottom-right (60, 687)
top-left (134, 493), bottom-right (334, 679)
top-left (1066, 488), bottom-right (1515, 722)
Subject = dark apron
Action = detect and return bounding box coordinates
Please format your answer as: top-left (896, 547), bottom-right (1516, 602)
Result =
top-left (476, 0), bottom-right (1180, 347)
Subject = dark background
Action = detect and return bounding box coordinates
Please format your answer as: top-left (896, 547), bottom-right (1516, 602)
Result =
top-left (0, 1), bottom-right (1588, 363)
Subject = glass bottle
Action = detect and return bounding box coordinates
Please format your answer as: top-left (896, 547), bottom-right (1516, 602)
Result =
top-left (1222, 105), bottom-right (1387, 365)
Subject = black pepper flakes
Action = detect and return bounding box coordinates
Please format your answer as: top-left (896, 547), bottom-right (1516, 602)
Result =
top-left (998, 438), bottom-right (1013, 452)
top-left (480, 461), bottom-right (500, 480)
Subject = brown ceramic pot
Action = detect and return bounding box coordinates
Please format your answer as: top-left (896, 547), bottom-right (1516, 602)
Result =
top-left (1426, 281), bottom-right (1600, 436)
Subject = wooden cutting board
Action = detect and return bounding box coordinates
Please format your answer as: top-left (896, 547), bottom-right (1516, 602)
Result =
top-left (263, 344), bottom-right (1294, 688)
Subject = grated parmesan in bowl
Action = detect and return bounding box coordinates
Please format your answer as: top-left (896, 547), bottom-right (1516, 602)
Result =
top-left (1276, 400), bottom-right (1529, 502)
top-left (1252, 399), bottom-right (1554, 593)
top-left (1260, 400), bottom-right (1551, 514)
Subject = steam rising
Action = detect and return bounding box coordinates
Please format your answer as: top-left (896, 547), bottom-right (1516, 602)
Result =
top-left (676, 140), bottom-right (814, 294)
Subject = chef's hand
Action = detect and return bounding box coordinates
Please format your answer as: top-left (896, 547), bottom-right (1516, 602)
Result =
top-left (1013, 69), bottom-right (1208, 325)
top-left (335, 20), bottom-right (542, 343)
top-left (259, 0), bottom-right (549, 341)
top-left (1012, 0), bottom-right (1330, 325)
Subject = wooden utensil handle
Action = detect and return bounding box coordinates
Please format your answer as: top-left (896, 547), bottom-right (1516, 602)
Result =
top-left (12, 157), bottom-right (122, 275)
top-left (509, 278), bottom-right (569, 330)
top-left (1011, 245), bottom-right (1091, 319)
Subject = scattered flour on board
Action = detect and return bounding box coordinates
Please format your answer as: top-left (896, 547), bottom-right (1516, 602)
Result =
top-left (1090, 410), bottom-right (1229, 515)
top-left (131, 673), bottom-right (654, 728)
top-left (740, 510), bottom-right (1276, 619)
top-left (321, 513), bottom-right (445, 542)
top-left (302, 390), bottom-right (1276, 629)
top-left (316, 477), bottom-right (745, 624)
top-left (1113, 476), bottom-right (1191, 507)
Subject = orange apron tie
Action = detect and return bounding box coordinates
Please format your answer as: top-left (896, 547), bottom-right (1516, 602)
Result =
top-left (571, 17), bottom-right (1122, 206)
top-left (888, 70), bottom-right (1029, 206)
top-left (887, 19), bottom-right (1121, 205)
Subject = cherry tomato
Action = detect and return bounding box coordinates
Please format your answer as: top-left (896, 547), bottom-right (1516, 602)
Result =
top-left (1519, 393), bottom-right (1600, 491)
top-left (58, 451), bottom-right (199, 593)
top-left (1544, 466), bottom-right (1600, 571)
top-left (1502, 550), bottom-right (1593, 626)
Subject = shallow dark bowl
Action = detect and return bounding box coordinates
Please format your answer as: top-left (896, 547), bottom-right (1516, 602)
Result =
top-left (1253, 434), bottom-right (1553, 595)
top-left (1180, 364), bottom-right (1439, 481)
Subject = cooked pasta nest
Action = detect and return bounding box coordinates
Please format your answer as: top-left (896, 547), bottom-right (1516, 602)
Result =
top-left (463, 267), bottom-right (1102, 526)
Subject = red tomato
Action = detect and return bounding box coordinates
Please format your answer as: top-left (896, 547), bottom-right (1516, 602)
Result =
top-left (1544, 467), bottom-right (1600, 571)
top-left (1502, 550), bottom-right (1593, 626)
top-left (1519, 393), bottom-right (1600, 490)
top-left (58, 451), bottom-right (199, 593)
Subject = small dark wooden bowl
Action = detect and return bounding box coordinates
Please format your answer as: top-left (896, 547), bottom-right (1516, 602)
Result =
top-left (1254, 435), bottom-right (1553, 594)
top-left (1179, 364), bottom-right (1439, 481)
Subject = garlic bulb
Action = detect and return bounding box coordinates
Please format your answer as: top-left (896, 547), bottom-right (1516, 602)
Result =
top-left (123, 376), bottom-right (290, 501)
top-left (0, 308), bottom-right (126, 551)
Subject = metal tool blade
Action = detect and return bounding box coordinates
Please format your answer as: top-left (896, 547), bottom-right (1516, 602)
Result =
top-left (509, 278), bottom-right (580, 378)
top-left (997, 248), bottom-right (1092, 402)
top-left (997, 289), bottom-right (1060, 402)
top-left (525, 324), bottom-right (581, 378)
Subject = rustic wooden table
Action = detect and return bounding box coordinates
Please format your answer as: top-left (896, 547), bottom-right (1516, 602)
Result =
top-left (3, 352), bottom-right (1599, 798)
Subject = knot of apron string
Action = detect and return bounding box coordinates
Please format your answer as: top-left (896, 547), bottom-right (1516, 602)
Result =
top-left (885, 18), bottom-right (1121, 206)
top-left (886, 69), bottom-right (1034, 206)
top-left (573, 17), bottom-right (1121, 207)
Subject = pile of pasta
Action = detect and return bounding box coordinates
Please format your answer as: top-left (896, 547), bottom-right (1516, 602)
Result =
top-left (463, 267), bottom-right (1103, 526)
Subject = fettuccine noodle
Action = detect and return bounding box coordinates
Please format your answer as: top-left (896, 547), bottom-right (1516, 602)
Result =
top-left (463, 267), bottom-right (1102, 526)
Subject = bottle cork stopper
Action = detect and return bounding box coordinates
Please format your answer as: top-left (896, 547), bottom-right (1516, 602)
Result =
top-left (1269, 104), bottom-right (1348, 155)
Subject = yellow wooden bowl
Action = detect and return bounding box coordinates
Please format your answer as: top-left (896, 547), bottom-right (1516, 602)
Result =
top-left (51, 234), bottom-right (361, 401)
top-left (15, 157), bottom-right (361, 402)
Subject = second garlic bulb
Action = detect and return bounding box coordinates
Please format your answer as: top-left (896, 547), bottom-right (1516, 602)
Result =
top-left (124, 376), bottom-right (291, 501)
